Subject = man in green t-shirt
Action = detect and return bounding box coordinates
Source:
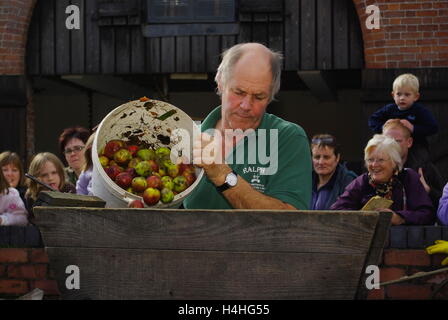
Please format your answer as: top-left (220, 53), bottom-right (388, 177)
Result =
top-left (183, 43), bottom-right (311, 210)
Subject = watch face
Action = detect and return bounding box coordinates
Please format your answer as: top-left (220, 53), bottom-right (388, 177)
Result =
top-left (226, 172), bottom-right (238, 186)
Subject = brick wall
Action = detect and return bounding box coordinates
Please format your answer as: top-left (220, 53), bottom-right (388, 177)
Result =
top-left (368, 226), bottom-right (448, 300)
top-left (353, 0), bottom-right (448, 68)
top-left (0, 248), bottom-right (60, 299)
top-left (0, 0), bottom-right (36, 75)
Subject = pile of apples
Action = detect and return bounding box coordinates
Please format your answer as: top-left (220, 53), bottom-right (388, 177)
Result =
top-left (98, 139), bottom-right (196, 207)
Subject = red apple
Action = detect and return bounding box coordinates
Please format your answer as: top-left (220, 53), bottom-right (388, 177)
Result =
top-left (147, 159), bottom-right (159, 173)
top-left (114, 148), bottom-right (132, 166)
top-left (127, 145), bottom-right (140, 157)
top-left (115, 172), bottom-right (133, 189)
top-left (125, 167), bottom-right (137, 178)
top-left (128, 199), bottom-right (144, 208)
top-left (104, 140), bottom-right (126, 159)
top-left (142, 187), bottom-right (160, 206)
top-left (105, 165), bottom-right (123, 180)
top-left (182, 171), bottom-right (196, 187)
top-left (128, 157), bottom-right (141, 169)
top-left (146, 175), bottom-right (162, 190)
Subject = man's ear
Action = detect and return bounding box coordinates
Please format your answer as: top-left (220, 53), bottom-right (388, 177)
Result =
top-left (407, 136), bottom-right (413, 148)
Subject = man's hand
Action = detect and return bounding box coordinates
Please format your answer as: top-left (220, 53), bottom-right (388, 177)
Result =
top-left (400, 119), bottom-right (414, 133)
top-left (193, 132), bottom-right (230, 186)
top-left (380, 208), bottom-right (405, 225)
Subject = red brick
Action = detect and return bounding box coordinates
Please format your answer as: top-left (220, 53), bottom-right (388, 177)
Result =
top-left (380, 267), bottom-right (407, 283)
top-left (384, 250), bottom-right (431, 266)
top-left (387, 284), bottom-right (432, 300)
top-left (0, 248), bottom-right (28, 263)
top-left (8, 264), bottom-right (47, 280)
top-left (30, 249), bottom-right (49, 263)
top-left (367, 287), bottom-right (385, 300)
top-left (0, 279), bottom-right (28, 295)
top-left (416, 10), bottom-right (438, 17)
top-left (31, 280), bottom-right (61, 296)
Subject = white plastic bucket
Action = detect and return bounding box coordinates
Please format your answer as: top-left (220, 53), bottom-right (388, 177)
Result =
top-left (92, 99), bottom-right (204, 208)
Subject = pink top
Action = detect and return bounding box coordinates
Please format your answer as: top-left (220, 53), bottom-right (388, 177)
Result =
top-left (0, 187), bottom-right (28, 226)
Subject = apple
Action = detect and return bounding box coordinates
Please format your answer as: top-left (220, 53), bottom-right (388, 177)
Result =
top-left (125, 167), bottom-right (137, 178)
top-left (137, 149), bottom-right (156, 161)
top-left (146, 175), bottom-right (162, 190)
top-left (182, 171), bottom-right (196, 187)
top-left (104, 140), bottom-right (126, 158)
top-left (105, 165), bottom-right (123, 180)
top-left (166, 163), bottom-right (180, 178)
top-left (128, 157), bottom-right (141, 169)
top-left (115, 172), bottom-right (133, 189)
top-left (179, 163), bottom-right (195, 175)
top-left (99, 156), bottom-right (109, 167)
top-left (173, 175), bottom-right (188, 193)
top-left (143, 187), bottom-right (161, 206)
top-left (135, 160), bottom-right (153, 177)
top-left (161, 176), bottom-right (174, 190)
top-left (128, 199), bottom-right (144, 208)
top-left (113, 148), bottom-right (132, 166)
top-left (132, 176), bottom-right (147, 192)
top-left (147, 159), bottom-right (159, 173)
top-left (127, 145), bottom-right (140, 157)
top-left (160, 188), bottom-right (174, 203)
top-left (156, 147), bottom-right (171, 159)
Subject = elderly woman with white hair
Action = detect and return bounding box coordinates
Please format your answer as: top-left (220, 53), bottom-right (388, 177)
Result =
top-left (331, 134), bottom-right (434, 225)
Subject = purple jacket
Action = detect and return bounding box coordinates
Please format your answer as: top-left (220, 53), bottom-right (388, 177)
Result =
top-left (330, 169), bottom-right (435, 225)
top-left (437, 183), bottom-right (448, 226)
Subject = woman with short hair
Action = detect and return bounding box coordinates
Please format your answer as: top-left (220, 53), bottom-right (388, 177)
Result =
top-left (331, 134), bottom-right (434, 225)
top-left (310, 134), bottom-right (357, 210)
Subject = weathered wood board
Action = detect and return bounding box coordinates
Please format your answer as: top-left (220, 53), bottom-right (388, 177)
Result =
top-left (34, 208), bottom-right (391, 300)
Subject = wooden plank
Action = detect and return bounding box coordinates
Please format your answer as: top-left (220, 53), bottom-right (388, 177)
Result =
top-left (175, 36), bottom-right (191, 73)
top-left (100, 26), bottom-right (115, 74)
top-left (130, 26), bottom-right (145, 73)
top-left (239, 0), bottom-right (283, 12)
top-left (349, 2), bottom-right (364, 68)
top-left (317, 0), bottom-right (332, 69)
top-left (333, 0), bottom-right (349, 69)
top-left (40, 0), bottom-right (56, 74)
top-left (206, 35), bottom-right (221, 72)
top-left (284, 0), bottom-right (299, 70)
top-left (55, 0), bottom-right (70, 74)
top-left (238, 18), bottom-right (252, 43)
top-left (26, 1), bottom-right (41, 75)
top-left (36, 191), bottom-right (106, 208)
top-left (85, 0), bottom-right (101, 73)
top-left (48, 247), bottom-right (366, 300)
top-left (35, 208), bottom-right (379, 254)
top-left (24, 225), bottom-right (43, 247)
top-left (355, 211), bottom-right (392, 299)
top-left (71, 0), bottom-right (86, 74)
top-left (9, 226), bottom-right (25, 247)
top-left (115, 27), bottom-right (131, 74)
top-left (191, 36), bottom-right (206, 73)
top-left (300, 0), bottom-right (316, 70)
top-left (146, 37), bottom-right (161, 73)
top-left (268, 20), bottom-right (283, 56)
top-left (221, 35), bottom-right (236, 51)
top-left (160, 37), bottom-right (176, 73)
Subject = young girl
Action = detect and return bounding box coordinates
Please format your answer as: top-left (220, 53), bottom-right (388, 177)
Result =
top-left (0, 151), bottom-right (27, 204)
top-left (0, 166), bottom-right (28, 226)
top-left (25, 152), bottom-right (76, 218)
top-left (76, 133), bottom-right (95, 195)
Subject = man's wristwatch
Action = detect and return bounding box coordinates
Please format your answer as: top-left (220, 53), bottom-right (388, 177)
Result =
top-left (216, 170), bottom-right (238, 193)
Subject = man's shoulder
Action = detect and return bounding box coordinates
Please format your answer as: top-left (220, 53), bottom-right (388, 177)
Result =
top-left (263, 113), bottom-right (307, 138)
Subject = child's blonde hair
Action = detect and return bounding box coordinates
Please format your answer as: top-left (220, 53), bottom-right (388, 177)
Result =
top-left (26, 152), bottom-right (67, 200)
top-left (392, 73), bottom-right (419, 94)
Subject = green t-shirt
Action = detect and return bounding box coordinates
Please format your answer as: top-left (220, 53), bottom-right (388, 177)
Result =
top-left (183, 106), bottom-right (312, 210)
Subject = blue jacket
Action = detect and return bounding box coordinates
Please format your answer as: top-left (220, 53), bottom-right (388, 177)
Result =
top-left (368, 102), bottom-right (438, 146)
top-left (311, 163), bottom-right (358, 210)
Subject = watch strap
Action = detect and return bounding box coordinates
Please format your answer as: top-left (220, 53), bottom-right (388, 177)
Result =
top-left (216, 170), bottom-right (237, 193)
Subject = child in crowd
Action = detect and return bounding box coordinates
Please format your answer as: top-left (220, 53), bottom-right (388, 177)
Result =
top-left (0, 151), bottom-right (28, 204)
top-left (25, 152), bottom-right (76, 220)
top-left (438, 182), bottom-right (448, 226)
top-left (76, 133), bottom-right (95, 195)
top-left (0, 166), bottom-right (28, 226)
top-left (368, 73), bottom-right (438, 159)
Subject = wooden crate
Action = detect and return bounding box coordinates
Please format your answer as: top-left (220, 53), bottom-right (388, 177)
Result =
top-left (34, 205), bottom-right (390, 300)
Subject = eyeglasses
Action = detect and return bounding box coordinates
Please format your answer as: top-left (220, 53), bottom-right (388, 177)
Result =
top-left (64, 145), bottom-right (85, 155)
top-left (366, 158), bottom-right (389, 165)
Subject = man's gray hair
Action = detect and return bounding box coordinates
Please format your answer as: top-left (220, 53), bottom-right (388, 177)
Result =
top-left (214, 43), bottom-right (283, 102)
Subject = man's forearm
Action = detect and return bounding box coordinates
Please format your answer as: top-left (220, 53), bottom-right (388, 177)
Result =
top-left (221, 175), bottom-right (296, 210)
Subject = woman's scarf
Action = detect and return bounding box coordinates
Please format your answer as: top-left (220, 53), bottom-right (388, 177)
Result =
top-left (368, 172), bottom-right (400, 200)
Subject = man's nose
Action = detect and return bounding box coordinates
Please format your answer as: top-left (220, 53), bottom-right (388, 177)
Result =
top-left (240, 95), bottom-right (253, 110)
